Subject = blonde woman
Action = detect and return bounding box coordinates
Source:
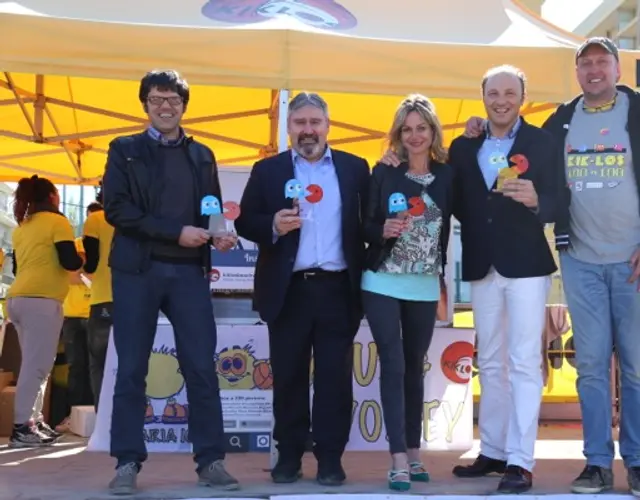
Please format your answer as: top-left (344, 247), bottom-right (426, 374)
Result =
top-left (362, 95), bottom-right (454, 491)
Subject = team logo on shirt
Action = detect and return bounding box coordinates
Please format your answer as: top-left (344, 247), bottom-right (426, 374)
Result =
top-left (202, 0), bottom-right (358, 30)
top-left (440, 341), bottom-right (474, 384)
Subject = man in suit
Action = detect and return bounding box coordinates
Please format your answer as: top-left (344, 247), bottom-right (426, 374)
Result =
top-left (235, 92), bottom-right (369, 486)
top-left (448, 66), bottom-right (557, 493)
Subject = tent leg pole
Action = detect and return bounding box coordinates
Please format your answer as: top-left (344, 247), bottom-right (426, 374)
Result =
top-left (269, 88), bottom-right (289, 471)
top-left (277, 90), bottom-right (289, 153)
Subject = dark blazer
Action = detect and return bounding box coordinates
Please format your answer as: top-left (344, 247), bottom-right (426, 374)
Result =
top-left (449, 118), bottom-right (557, 282)
top-left (103, 132), bottom-right (221, 274)
top-left (363, 161), bottom-right (454, 274)
top-left (235, 149), bottom-right (370, 323)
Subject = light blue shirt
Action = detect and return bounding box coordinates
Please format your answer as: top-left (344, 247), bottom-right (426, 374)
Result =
top-left (361, 271), bottom-right (440, 302)
top-left (477, 118), bottom-right (521, 189)
top-left (279, 148), bottom-right (346, 272)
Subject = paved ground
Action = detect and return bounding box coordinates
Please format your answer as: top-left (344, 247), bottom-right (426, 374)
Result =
top-left (0, 423), bottom-right (634, 499)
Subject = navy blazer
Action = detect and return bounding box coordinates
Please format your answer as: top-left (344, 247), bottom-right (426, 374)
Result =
top-left (363, 161), bottom-right (454, 274)
top-left (235, 149), bottom-right (370, 323)
top-left (449, 118), bottom-right (557, 282)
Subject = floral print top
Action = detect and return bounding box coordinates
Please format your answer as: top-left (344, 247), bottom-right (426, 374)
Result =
top-left (379, 171), bottom-right (443, 275)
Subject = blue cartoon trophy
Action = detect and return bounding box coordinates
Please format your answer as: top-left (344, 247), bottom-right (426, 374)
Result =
top-left (388, 192), bottom-right (409, 233)
top-left (202, 195), bottom-right (227, 236)
top-left (388, 192), bottom-right (408, 216)
top-left (285, 178), bottom-right (323, 221)
top-left (284, 178), bottom-right (309, 220)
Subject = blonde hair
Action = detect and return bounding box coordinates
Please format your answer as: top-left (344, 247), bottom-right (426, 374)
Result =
top-left (387, 94), bottom-right (447, 163)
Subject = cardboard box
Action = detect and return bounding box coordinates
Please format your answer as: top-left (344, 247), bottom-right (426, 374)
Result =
top-left (0, 371), bottom-right (13, 392)
top-left (70, 406), bottom-right (96, 437)
top-left (0, 386), bottom-right (15, 437)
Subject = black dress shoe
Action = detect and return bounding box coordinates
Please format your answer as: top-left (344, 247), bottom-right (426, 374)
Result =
top-left (452, 454), bottom-right (507, 478)
top-left (271, 460), bottom-right (302, 483)
top-left (316, 461), bottom-right (346, 486)
top-left (497, 465), bottom-right (533, 494)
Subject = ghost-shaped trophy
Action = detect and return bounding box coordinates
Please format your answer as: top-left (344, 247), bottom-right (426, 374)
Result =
top-left (202, 195), bottom-right (227, 237)
top-left (388, 192), bottom-right (409, 233)
top-left (284, 178), bottom-right (307, 219)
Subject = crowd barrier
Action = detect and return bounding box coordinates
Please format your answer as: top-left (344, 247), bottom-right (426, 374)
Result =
top-left (87, 321), bottom-right (475, 454)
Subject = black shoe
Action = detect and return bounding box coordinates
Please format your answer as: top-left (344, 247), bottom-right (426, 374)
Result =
top-left (316, 460), bottom-right (346, 486)
top-left (271, 459), bottom-right (302, 484)
top-left (452, 454), bottom-right (507, 478)
top-left (628, 466), bottom-right (640, 496)
top-left (497, 465), bottom-right (533, 494)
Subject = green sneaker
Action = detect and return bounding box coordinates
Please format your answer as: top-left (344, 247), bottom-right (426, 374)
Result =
top-left (410, 461), bottom-right (430, 482)
top-left (388, 469), bottom-right (410, 491)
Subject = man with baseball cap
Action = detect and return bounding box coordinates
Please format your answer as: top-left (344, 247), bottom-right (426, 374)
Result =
top-left (463, 37), bottom-right (640, 496)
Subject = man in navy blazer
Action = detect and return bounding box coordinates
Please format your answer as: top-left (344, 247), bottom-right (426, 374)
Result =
top-left (235, 92), bottom-right (370, 486)
top-left (448, 66), bottom-right (557, 494)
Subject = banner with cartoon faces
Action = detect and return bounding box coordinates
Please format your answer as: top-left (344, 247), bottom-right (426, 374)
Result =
top-left (88, 321), bottom-right (474, 454)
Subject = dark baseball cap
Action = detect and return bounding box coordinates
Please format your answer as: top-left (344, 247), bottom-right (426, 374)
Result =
top-left (576, 37), bottom-right (619, 61)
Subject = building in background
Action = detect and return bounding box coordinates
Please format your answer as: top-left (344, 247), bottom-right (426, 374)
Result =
top-left (0, 183), bottom-right (16, 302)
top-left (542, 0), bottom-right (640, 48)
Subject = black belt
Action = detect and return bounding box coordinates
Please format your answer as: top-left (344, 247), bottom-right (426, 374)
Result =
top-left (292, 268), bottom-right (348, 280)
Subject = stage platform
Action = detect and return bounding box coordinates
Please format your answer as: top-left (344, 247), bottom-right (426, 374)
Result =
top-left (0, 423), bottom-right (634, 500)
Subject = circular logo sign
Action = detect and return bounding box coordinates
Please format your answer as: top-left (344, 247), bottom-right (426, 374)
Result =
top-left (202, 0), bottom-right (358, 30)
top-left (440, 341), bottom-right (474, 384)
top-left (209, 268), bottom-right (221, 282)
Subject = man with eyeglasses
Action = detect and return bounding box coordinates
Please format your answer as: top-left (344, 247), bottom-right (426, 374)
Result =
top-left (102, 70), bottom-right (239, 495)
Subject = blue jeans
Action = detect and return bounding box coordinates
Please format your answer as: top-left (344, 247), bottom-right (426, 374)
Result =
top-left (110, 261), bottom-right (225, 471)
top-left (561, 252), bottom-right (640, 468)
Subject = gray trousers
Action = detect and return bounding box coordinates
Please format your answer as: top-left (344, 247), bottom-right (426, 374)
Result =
top-left (7, 297), bottom-right (63, 424)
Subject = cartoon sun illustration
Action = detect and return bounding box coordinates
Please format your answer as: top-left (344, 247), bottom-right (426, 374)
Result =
top-left (146, 346), bottom-right (187, 424)
top-left (216, 343), bottom-right (273, 390)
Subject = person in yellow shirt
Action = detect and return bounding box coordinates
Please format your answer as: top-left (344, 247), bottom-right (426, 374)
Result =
top-left (83, 188), bottom-right (114, 410)
top-left (6, 175), bottom-right (82, 448)
top-left (56, 237), bottom-right (93, 433)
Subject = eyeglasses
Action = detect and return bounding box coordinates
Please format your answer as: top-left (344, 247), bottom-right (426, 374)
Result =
top-left (147, 96), bottom-right (183, 106)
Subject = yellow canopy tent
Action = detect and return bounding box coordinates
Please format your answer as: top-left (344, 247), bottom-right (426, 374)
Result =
top-left (0, 0), bottom-right (638, 183)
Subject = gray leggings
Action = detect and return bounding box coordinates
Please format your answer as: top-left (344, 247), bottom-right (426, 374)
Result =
top-left (362, 291), bottom-right (437, 454)
top-left (7, 297), bottom-right (63, 425)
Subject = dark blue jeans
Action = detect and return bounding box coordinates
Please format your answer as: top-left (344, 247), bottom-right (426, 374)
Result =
top-left (110, 261), bottom-right (224, 471)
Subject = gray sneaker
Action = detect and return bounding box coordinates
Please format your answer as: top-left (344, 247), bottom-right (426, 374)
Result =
top-left (571, 465), bottom-right (614, 494)
top-left (108, 462), bottom-right (139, 496)
top-left (197, 459), bottom-right (240, 490)
top-left (628, 466), bottom-right (640, 496)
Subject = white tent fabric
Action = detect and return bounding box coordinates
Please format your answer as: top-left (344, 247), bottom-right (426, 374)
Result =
top-left (2, 0), bottom-right (634, 101)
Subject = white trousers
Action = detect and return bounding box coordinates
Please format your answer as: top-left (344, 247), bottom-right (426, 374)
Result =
top-left (471, 268), bottom-right (550, 472)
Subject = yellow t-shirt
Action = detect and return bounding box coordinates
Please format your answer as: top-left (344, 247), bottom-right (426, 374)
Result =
top-left (8, 211), bottom-right (77, 303)
top-left (83, 210), bottom-right (114, 305)
top-left (62, 238), bottom-right (91, 318)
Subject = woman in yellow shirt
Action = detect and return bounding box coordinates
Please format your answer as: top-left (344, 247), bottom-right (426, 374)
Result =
top-left (6, 175), bottom-right (82, 448)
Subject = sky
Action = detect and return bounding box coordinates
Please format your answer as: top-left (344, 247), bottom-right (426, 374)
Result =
top-left (541, 0), bottom-right (620, 33)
